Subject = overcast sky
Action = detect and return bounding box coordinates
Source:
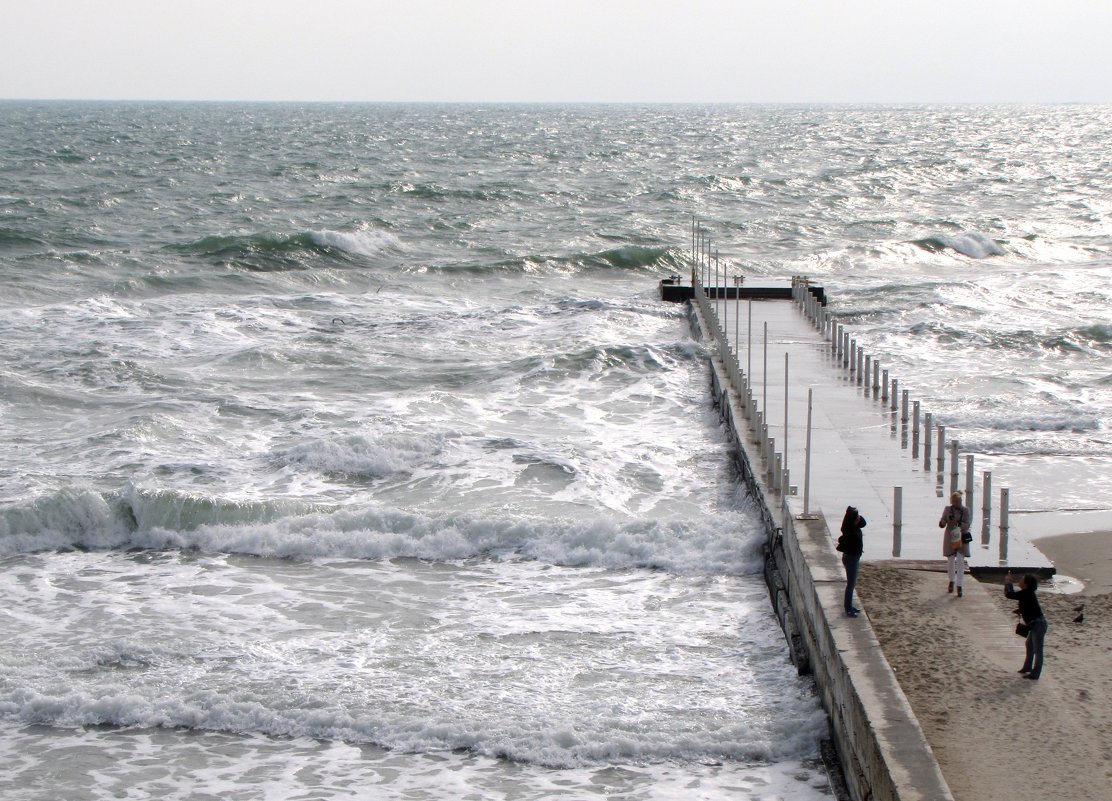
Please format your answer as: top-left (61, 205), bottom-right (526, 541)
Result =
top-left (3, 0), bottom-right (1110, 104)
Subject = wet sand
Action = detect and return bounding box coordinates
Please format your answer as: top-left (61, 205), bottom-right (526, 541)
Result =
top-left (856, 532), bottom-right (1112, 801)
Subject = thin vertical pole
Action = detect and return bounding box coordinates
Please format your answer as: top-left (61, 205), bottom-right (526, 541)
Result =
top-left (965, 454), bottom-right (975, 518)
top-left (734, 281), bottom-right (740, 371)
top-left (747, 300), bottom-right (753, 381)
top-left (804, 388), bottom-right (813, 514)
top-left (691, 216), bottom-right (696, 284)
top-left (893, 486), bottom-right (903, 557)
top-left (924, 412), bottom-right (933, 468)
top-left (982, 471), bottom-right (992, 543)
top-left (783, 352), bottom-right (789, 471)
top-left (716, 246), bottom-right (725, 329)
top-left (949, 439), bottom-right (960, 495)
top-left (763, 321), bottom-right (768, 414)
top-left (999, 488), bottom-right (1010, 562)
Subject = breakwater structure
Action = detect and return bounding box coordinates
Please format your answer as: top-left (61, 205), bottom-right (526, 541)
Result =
top-left (664, 220), bottom-right (1053, 801)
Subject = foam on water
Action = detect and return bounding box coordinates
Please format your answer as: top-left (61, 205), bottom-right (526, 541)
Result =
top-left (0, 551), bottom-right (829, 799)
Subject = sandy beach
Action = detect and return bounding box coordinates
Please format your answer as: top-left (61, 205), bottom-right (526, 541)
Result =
top-left (856, 531), bottom-right (1112, 801)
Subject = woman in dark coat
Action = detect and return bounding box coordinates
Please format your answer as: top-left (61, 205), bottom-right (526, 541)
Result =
top-left (838, 506), bottom-right (866, 618)
top-left (1005, 570), bottom-right (1048, 680)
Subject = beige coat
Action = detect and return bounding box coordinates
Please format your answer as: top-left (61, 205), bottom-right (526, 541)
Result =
top-left (940, 503), bottom-right (971, 558)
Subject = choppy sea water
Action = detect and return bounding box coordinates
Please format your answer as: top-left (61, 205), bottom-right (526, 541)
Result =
top-left (1, 102), bottom-right (1110, 799)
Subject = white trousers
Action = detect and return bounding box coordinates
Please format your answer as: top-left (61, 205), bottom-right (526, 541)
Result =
top-left (947, 551), bottom-right (966, 586)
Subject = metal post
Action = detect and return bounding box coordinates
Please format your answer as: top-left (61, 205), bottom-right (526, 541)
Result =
top-left (949, 439), bottom-right (959, 495)
top-left (882, 369), bottom-right (889, 401)
top-left (891, 379), bottom-right (899, 411)
top-left (857, 347), bottom-right (864, 383)
top-left (865, 354), bottom-right (872, 386)
top-left (804, 388), bottom-right (813, 515)
top-left (843, 332), bottom-right (850, 368)
top-left (763, 321), bottom-right (768, 414)
top-left (982, 471), bottom-right (992, 544)
top-left (747, 300), bottom-right (752, 381)
top-left (720, 255), bottom-right (727, 339)
top-left (965, 454), bottom-right (975, 518)
top-left (872, 361), bottom-right (880, 394)
top-left (999, 487), bottom-right (1010, 562)
top-left (893, 486), bottom-right (903, 557)
top-left (734, 278), bottom-right (740, 369)
top-left (901, 389), bottom-right (909, 422)
top-left (912, 401), bottom-right (921, 439)
top-left (783, 352), bottom-right (789, 471)
top-left (718, 251), bottom-right (723, 322)
top-left (849, 339), bottom-right (856, 374)
top-left (924, 412), bottom-right (933, 468)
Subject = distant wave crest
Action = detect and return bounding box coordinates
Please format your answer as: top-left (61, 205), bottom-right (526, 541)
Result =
top-left (912, 231), bottom-right (1004, 259)
top-left (169, 227), bottom-right (397, 269)
top-left (431, 245), bottom-right (681, 276)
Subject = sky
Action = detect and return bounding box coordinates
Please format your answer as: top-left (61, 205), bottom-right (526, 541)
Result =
top-left (2, 0), bottom-right (1111, 104)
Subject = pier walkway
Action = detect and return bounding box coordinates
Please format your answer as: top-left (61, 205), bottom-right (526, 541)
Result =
top-left (683, 278), bottom-right (1051, 572)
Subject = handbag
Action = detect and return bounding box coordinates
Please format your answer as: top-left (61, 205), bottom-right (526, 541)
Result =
top-left (1015, 622), bottom-right (1030, 637)
top-left (961, 531), bottom-right (973, 544)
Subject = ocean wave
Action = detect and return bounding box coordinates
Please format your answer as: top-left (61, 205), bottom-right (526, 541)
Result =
top-left (911, 231), bottom-right (1005, 259)
top-left (308, 229), bottom-right (400, 256)
top-left (0, 687), bottom-right (826, 768)
top-left (0, 227), bottom-right (44, 249)
top-left (386, 181), bottom-right (514, 203)
top-left (168, 227), bottom-right (396, 269)
top-left (426, 246), bottom-right (681, 276)
top-left (0, 488), bottom-right (761, 576)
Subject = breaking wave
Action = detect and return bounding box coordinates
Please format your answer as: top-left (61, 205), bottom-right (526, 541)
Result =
top-left (912, 231), bottom-right (1005, 259)
top-left (0, 486), bottom-right (762, 576)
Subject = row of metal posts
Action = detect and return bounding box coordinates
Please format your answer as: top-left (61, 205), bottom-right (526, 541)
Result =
top-left (690, 217), bottom-right (1013, 562)
top-left (691, 220), bottom-right (792, 505)
top-left (791, 275), bottom-right (1012, 561)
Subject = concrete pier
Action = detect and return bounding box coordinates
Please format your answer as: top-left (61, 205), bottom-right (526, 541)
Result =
top-left (670, 272), bottom-right (1056, 801)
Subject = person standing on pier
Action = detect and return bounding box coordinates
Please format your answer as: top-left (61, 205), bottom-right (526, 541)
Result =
top-left (1005, 571), bottom-right (1047, 680)
top-left (939, 491), bottom-right (972, 596)
top-left (837, 506), bottom-right (866, 618)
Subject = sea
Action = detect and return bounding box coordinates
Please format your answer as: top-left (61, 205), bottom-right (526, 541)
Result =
top-left (1, 102), bottom-right (1109, 800)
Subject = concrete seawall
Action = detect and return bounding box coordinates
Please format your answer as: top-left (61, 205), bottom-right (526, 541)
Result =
top-left (686, 298), bottom-right (955, 801)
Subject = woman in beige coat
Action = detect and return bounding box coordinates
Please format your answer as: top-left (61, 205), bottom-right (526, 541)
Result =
top-left (939, 491), bottom-right (971, 596)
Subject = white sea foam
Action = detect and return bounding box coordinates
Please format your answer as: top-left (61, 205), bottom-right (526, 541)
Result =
top-left (310, 228), bottom-right (399, 256)
top-left (0, 553), bottom-right (826, 778)
top-left (271, 432), bottom-right (449, 477)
